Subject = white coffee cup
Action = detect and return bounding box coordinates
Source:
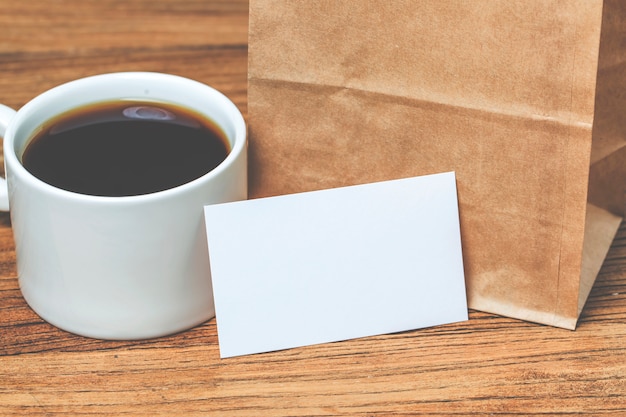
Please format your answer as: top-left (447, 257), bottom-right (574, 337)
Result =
top-left (0, 72), bottom-right (247, 339)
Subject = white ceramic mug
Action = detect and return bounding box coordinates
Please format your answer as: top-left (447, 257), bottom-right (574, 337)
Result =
top-left (0, 72), bottom-right (247, 339)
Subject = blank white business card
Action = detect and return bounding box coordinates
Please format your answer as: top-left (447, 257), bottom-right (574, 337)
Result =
top-left (204, 171), bottom-right (468, 358)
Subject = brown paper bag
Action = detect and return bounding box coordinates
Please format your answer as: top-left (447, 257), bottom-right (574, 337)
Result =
top-left (247, 0), bottom-right (625, 329)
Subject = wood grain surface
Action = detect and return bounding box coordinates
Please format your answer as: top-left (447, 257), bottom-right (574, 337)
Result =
top-left (1, 1), bottom-right (625, 415)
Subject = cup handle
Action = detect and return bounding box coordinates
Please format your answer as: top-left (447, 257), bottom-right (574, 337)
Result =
top-left (0, 104), bottom-right (16, 211)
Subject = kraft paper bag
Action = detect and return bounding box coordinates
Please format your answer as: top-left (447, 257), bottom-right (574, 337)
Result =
top-left (247, 0), bottom-right (625, 329)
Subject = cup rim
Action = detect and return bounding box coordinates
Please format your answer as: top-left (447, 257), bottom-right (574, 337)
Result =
top-left (3, 72), bottom-right (247, 205)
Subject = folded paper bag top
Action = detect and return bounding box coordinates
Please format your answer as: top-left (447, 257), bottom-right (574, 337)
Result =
top-left (247, 0), bottom-right (626, 329)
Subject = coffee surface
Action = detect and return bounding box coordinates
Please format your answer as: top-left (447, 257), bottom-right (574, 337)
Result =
top-left (22, 100), bottom-right (230, 197)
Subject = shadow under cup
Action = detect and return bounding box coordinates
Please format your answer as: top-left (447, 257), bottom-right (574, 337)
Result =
top-left (4, 72), bottom-right (247, 339)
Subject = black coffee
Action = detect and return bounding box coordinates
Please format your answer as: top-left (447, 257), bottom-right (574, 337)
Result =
top-left (22, 100), bottom-right (230, 197)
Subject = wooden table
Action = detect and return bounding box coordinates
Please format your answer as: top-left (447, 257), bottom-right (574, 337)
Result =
top-left (1, 1), bottom-right (625, 415)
